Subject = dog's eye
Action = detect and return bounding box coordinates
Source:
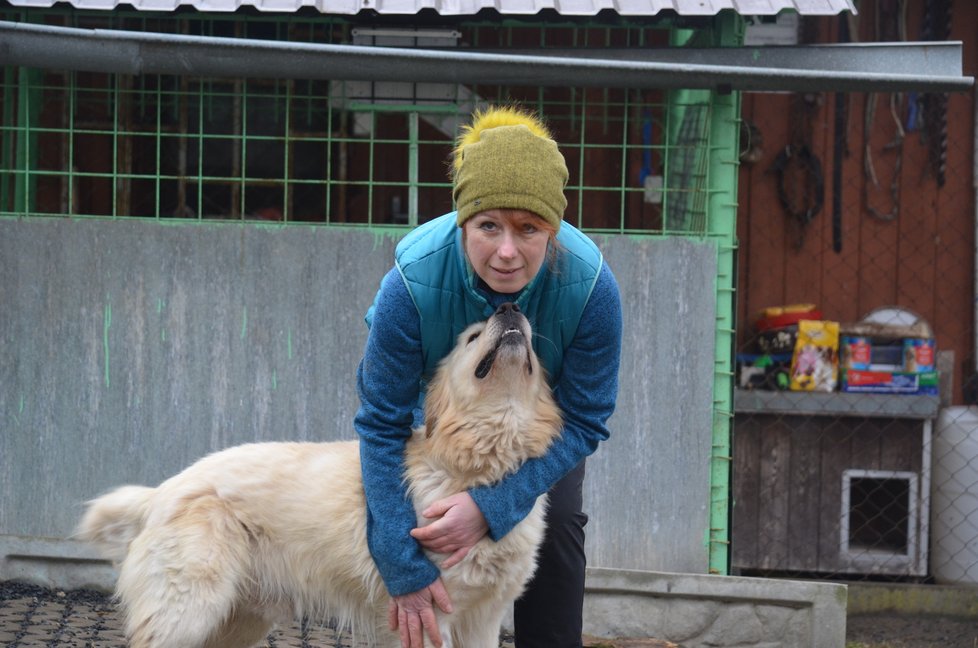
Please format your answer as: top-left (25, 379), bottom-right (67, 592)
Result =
top-left (467, 332), bottom-right (480, 344)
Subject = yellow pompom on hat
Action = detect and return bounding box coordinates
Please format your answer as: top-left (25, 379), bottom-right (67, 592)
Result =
top-left (452, 106), bottom-right (568, 231)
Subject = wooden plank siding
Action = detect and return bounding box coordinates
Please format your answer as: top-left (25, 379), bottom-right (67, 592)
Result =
top-left (733, 413), bottom-right (927, 575)
top-left (736, 0), bottom-right (977, 404)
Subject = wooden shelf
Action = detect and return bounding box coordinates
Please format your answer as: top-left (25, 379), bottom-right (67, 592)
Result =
top-left (734, 388), bottom-right (940, 420)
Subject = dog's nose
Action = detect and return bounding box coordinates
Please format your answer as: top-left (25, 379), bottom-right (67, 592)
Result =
top-left (496, 302), bottom-right (520, 315)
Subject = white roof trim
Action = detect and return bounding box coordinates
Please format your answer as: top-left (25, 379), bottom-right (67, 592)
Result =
top-left (3, 0), bottom-right (856, 16)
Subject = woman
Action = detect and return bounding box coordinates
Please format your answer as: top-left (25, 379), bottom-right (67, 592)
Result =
top-left (354, 106), bottom-right (622, 648)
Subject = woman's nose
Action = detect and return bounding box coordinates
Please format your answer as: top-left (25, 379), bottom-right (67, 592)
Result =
top-left (497, 231), bottom-right (517, 258)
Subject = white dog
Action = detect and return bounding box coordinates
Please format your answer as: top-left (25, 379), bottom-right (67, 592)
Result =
top-left (77, 302), bottom-right (562, 648)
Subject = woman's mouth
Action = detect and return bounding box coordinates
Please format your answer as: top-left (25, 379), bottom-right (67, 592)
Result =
top-left (491, 266), bottom-right (522, 275)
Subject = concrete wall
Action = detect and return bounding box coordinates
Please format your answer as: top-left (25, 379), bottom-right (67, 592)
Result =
top-left (0, 217), bottom-right (717, 573)
top-left (584, 568), bottom-right (847, 648)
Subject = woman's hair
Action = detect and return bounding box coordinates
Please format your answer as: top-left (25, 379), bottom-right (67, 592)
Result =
top-left (536, 217), bottom-right (562, 269)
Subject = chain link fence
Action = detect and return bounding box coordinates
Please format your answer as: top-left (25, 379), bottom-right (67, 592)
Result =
top-left (733, 56), bottom-right (977, 585)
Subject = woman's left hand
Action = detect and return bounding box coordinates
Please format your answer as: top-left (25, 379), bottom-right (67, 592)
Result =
top-left (410, 492), bottom-right (489, 569)
top-left (388, 577), bottom-right (453, 648)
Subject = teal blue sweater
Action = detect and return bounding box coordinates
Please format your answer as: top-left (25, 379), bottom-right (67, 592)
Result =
top-left (354, 223), bottom-right (622, 597)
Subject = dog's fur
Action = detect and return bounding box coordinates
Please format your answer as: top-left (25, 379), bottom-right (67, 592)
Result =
top-left (77, 303), bottom-right (562, 648)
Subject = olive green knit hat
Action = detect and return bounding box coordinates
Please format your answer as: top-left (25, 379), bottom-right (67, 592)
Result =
top-left (452, 106), bottom-right (568, 231)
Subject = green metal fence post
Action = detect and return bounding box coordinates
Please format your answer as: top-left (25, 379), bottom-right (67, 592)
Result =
top-left (408, 110), bottom-right (419, 227)
top-left (1, 66), bottom-right (16, 212)
top-left (705, 9), bottom-right (744, 576)
top-left (13, 67), bottom-right (40, 214)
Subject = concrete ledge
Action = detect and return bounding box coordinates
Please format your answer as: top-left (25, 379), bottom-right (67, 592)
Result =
top-left (584, 568), bottom-right (847, 648)
top-left (0, 535), bottom-right (116, 592)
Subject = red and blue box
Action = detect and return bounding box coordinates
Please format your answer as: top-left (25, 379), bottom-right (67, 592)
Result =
top-left (839, 336), bottom-right (937, 395)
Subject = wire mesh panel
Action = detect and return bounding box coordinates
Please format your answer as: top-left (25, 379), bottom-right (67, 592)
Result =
top-left (1, 72), bottom-right (715, 234)
top-left (0, 10), bottom-right (732, 237)
top-left (733, 2), bottom-right (977, 584)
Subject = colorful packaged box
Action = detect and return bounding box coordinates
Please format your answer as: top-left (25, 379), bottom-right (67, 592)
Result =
top-left (737, 353), bottom-right (792, 390)
top-left (840, 335), bottom-right (906, 371)
top-left (904, 338), bottom-right (936, 372)
top-left (840, 369), bottom-right (939, 395)
top-left (840, 336), bottom-right (872, 370)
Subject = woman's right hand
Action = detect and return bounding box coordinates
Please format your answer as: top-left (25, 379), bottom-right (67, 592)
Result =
top-left (410, 492), bottom-right (488, 569)
top-left (388, 577), bottom-right (454, 648)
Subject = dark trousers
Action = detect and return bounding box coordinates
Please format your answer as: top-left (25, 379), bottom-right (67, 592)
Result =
top-left (513, 461), bottom-right (587, 648)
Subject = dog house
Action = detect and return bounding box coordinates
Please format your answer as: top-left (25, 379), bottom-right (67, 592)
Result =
top-left (733, 389), bottom-right (939, 577)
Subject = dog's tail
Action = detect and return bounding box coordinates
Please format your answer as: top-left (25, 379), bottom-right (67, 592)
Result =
top-left (76, 485), bottom-right (155, 564)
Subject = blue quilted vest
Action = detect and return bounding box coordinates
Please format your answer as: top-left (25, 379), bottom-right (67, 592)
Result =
top-left (367, 212), bottom-right (602, 393)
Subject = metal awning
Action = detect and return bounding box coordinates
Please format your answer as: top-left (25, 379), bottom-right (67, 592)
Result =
top-left (2, 0), bottom-right (857, 16)
top-left (2, 21), bottom-right (970, 93)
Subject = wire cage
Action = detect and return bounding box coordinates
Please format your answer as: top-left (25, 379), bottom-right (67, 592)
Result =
top-left (0, 10), bottom-right (734, 239)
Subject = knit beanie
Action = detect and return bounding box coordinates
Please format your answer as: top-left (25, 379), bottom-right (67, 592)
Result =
top-left (452, 107), bottom-right (568, 231)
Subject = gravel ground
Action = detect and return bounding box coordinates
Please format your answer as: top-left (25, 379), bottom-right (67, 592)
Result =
top-left (846, 612), bottom-right (978, 648)
top-left (4, 579), bottom-right (976, 647)
top-left (0, 580), bottom-right (675, 647)
top-left (0, 580), bottom-right (374, 647)
top-left (0, 580), bottom-right (674, 647)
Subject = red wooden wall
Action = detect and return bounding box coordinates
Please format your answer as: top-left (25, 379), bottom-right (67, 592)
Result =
top-left (736, 0), bottom-right (976, 404)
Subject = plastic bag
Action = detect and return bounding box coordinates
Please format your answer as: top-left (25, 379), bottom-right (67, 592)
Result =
top-left (789, 320), bottom-right (840, 392)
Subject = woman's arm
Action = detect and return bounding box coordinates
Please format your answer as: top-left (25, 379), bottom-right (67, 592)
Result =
top-left (355, 268), bottom-right (441, 596)
top-left (468, 262), bottom-right (623, 540)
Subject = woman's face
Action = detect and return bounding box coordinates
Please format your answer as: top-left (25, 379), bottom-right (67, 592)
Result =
top-left (462, 209), bottom-right (552, 293)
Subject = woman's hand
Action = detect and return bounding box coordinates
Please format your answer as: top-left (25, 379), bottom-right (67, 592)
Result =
top-left (388, 577), bottom-right (453, 648)
top-left (410, 492), bottom-right (489, 568)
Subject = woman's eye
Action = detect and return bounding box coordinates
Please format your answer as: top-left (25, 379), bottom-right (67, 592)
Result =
top-left (522, 224), bottom-right (538, 234)
top-left (478, 221), bottom-right (497, 232)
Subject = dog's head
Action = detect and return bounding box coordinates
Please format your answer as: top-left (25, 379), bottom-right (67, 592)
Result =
top-left (420, 303), bottom-right (562, 482)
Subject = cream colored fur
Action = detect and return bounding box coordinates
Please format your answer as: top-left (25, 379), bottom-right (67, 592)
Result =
top-left (77, 304), bottom-right (562, 648)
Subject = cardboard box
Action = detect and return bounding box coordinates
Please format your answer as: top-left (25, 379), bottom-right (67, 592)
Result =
top-left (840, 369), bottom-right (939, 395)
top-left (840, 336), bottom-right (904, 371)
top-left (904, 338), bottom-right (936, 372)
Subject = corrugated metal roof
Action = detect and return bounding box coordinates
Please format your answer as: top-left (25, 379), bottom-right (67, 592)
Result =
top-left (4, 0), bottom-right (856, 16)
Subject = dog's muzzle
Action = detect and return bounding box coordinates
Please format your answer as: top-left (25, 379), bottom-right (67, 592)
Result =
top-left (474, 303), bottom-right (531, 379)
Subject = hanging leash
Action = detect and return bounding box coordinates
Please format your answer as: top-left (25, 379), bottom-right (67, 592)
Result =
top-left (922, 0), bottom-right (951, 187)
top-left (769, 144), bottom-right (825, 249)
top-left (863, 91), bottom-right (905, 222)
